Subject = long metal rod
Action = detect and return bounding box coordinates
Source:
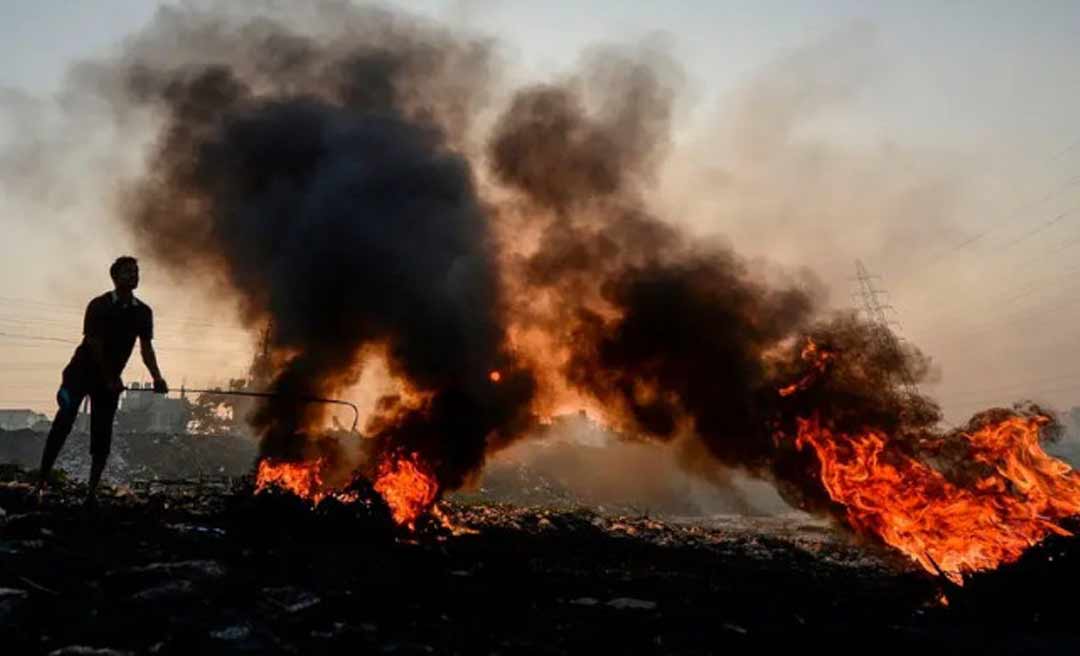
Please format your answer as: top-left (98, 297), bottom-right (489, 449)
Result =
top-left (126, 387), bottom-right (360, 433)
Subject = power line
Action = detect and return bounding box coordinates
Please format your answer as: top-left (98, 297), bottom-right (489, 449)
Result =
top-left (0, 296), bottom-right (252, 333)
top-left (946, 379), bottom-right (1080, 415)
top-left (903, 202), bottom-right (1080, 313)
top-left (916, 279), bottom-right (1080, 344)
top-left (934, 368), bottom-right (1080, 405)
top-left (0, 318), bottom-right (252, 347)
top-left (0, 400), bottom-right (57, 405)
top-left (902, 171), bottom-right (1080, 286)
top-left (1052, 137), bottom-right (1080, 161)
top-left (0, 334), bottom-right (252, 358)
top-left (996, 264), bottom-right (1080, 306)
top-left (912, 267), bottom-right (1080, 336)
top-left (1015, 230), bottom-right (1080, 268)
top-left (0, 331), bottom-right (78, 345)
top-left (997, 205), bottom-right (1080, 250)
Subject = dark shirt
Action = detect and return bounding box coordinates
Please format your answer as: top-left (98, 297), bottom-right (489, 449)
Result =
top-left (64, 291), bottom-right (153, 387)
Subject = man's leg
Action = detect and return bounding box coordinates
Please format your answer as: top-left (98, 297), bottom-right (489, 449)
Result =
top-left (87, 388), bottom-right (120, 500)
top-left (39, 386), bottom-right (85, 488)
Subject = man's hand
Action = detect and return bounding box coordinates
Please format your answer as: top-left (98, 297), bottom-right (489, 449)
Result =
top-left (153, 377), bottom-right (169, 394)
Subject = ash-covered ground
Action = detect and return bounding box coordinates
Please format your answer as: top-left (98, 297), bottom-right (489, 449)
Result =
top-left (1, 429), bottom-right (1078, 655)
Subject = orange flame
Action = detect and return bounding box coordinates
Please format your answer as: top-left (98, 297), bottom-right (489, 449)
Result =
top-left (255, 458), bottom-right (328, 504)
top-left (374, 452), bottom-right (439, 529)
top-left (489, 370), bottom-right (502, 383)
top-left (794, 415), bottom-right (1080, 584)
top-left (779, 338), bottom-right (834, 397)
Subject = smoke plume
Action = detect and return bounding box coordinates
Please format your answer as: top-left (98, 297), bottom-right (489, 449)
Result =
top-left (105, 3), bottom-right (944, 514)
top-left (118, 4), bottom-right (535, 489)
top-left (485, 51), bottom-right (940, 509)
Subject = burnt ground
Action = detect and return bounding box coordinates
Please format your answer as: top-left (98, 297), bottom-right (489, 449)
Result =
top-left (0, 465), bottom-right (1078, 655)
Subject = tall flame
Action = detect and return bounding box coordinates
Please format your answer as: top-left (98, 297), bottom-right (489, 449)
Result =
top-left (374, 452), bottom-right (439, 529)
top-left (255, 458), bottom-right (328, 504)
top-left (795, 415), bottom-right (1080, 584)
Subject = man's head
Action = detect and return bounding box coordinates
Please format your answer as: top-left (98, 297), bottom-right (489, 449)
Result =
top-left (110, 256), bottom-right (140, 292)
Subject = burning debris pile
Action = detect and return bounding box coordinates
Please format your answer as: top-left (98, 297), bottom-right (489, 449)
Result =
top-left (3, 465), bottom-right (1080, 654)
top-left (26, 0), bottom-right (1067, 586)
top-left (252, 449), bottom-right (441, 530)
top-left (794, 409), bottom-right (1080, 584)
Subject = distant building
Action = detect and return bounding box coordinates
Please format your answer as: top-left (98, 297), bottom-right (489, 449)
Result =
top-left (0, 409), bottom-right (50, 431)
top-left (117, 383), bottom-right (193, 434)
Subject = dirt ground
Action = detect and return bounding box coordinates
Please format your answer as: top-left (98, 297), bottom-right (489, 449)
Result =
top-left (0, 462), bottom-right (1077, 656)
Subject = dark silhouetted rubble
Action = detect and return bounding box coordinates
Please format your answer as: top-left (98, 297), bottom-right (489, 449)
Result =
top-left (0, 428), bottom-right (256, 484)
top-left (1, 464), bottom-right (1078, 654)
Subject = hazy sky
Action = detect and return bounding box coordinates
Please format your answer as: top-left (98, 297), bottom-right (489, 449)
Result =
top-left (2, 0), bottom-right (1080, 423)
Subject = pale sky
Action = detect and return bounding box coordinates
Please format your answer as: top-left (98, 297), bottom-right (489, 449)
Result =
top-left (2, 0), bottom-right (1080, 423)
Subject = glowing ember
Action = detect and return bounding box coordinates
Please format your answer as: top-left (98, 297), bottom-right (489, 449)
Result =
top-left (489, 370), bottom-right (502, 383)
top-left (374, 452), bottom-right (439, 529)
top-left (779, 338), bottom-right (834, 397)
top-left (255, 458), bottom-right (328, 504)
top-left (794, 415), bottom-right (1080, 584)
top-left (431, 504), bottom-right (478, 536)
top-left (331, 490), bottom-right (361, 504)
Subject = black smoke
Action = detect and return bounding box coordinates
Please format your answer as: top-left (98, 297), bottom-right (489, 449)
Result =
top-left (120, 6), bottom-right (535, 489)
top-left (487, 52), bottom-right (942, 510)
top-left (112, 3), bottom-right (945, 514)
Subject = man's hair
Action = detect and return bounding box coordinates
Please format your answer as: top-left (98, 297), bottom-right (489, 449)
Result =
top-left (110, 256), bottom-right (139, 280)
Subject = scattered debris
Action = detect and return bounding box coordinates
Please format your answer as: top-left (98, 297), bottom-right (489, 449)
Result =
top-left (112, 559), bottom-right (226, 582)
top-left (18, 576), bottom-right (58, 596)
top-left (0, 587), bottom-right (29, 622)
top-left (0, 464), bottom-right (1078, 653)
top-left (262, 587), bottom-right (322, 615)
top-left (131, 580), bottom-right (197, 604)
top-left (606, 597), bottom-right (657, 610)
top-left (209, 625), bottom-right (251, 641)
top-left (48, 648), bottom-right (135, 656)
top-left (569, 597), bottom-right (599, 607)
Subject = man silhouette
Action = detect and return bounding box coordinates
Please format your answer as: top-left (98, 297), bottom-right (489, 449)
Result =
top-left (37, 256), bottom-right (168, 505)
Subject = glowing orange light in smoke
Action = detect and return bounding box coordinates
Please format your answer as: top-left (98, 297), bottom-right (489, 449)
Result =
top-left (794, 414), bottom-right (1080, 584)
top-left (374, 452), bottom-right (439, 529)
top-left (489, 370), bottom-right (502, 383)
top-left (779, 338), bottom-right (834, 397)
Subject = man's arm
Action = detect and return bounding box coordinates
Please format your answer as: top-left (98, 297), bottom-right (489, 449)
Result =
top-left (141, 339), bottom-right (165, 382)
top-left (139, 308), bottom-right (168, 393)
